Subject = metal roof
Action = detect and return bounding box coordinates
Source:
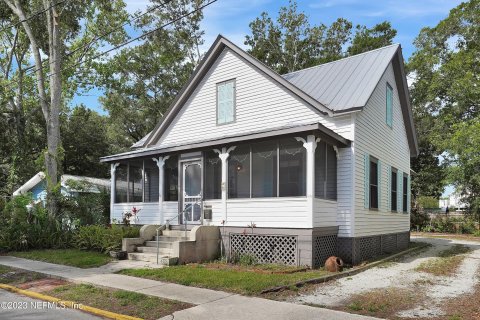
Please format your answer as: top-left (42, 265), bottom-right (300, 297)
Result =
top-left (282, 44), bottom-right (400, 112)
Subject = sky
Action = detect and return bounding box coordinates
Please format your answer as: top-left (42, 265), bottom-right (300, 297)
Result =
top-left (73, 0), bottom-right (463, 112)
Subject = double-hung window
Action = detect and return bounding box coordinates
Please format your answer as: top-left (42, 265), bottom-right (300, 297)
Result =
top-left (369, 158), bottom-right (379, 209)
top-left (386, 83), bottom-right (393, 127)
top-left (403, 174), bottom-right (408, 212)
top-left (217, 80), bottom-right (235, 125)
top-left (391, 168), bottom-right (397, 211)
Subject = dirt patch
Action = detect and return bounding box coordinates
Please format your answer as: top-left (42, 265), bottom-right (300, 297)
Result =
top-left (17, 278), bottom-right (68, 292)
top-left (415, 244), bottom-right (472, 276)
top-left (196, 262), bottom-right (309, 274)
top-left (0, 266), bottom-right (45, 285)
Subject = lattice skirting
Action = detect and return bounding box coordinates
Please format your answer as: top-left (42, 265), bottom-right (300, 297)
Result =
top-left (312, 234), bottom-right (338, 268)
top-left (229, 233), bottom-right (298, 266)
top-left (338, 231), bottom-right (410, 265)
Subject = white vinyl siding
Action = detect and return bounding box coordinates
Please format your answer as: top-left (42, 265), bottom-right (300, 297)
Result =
top-left (156, 48), bottom-right (353, 148)
top-left (353, 62), bottom-right (411, 237)
top-left (217, 80), bottom-right (235, 124)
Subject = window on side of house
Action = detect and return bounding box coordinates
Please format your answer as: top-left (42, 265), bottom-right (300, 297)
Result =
top-left (228, 145), bottom-right (250, 198)
top-left (403, 174), bottom-right (408, 212)
top-left (164, 155), bottom-right (179, 201)
top-left (204, 150), bottom-right (222, 200)
top-left (217, 80), bottom-right (235, 125)
top-left (386, 83), bottom-right (393, 127)
top-left (391, 168), bottom-right (397, 211)
top-left (370, 158), bottom-right (379, 209)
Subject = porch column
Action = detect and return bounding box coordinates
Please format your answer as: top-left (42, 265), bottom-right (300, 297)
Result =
top-left (110, 163), bottom-right (120, 223)
top-left (153, 156), bottom-right (170, 225)
top-left (214, 146), bottom-right (236, 223)
top-left (295, 135), bottom-right (319, 228)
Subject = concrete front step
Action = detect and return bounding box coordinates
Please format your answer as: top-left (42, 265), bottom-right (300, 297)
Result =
top-left (154, 236), bottom-right (190, 242)
top-left (162, 230), bottom-right (191, 237)
top-left (144, 241), bottom-right (174, 249)
top-left (127, 252), bottom-right (178, 265)
top-left (137, 246), bottom-right (173, 255)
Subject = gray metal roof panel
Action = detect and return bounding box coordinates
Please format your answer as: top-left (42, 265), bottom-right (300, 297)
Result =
top-left (282, 44), bottom-right (400, 111)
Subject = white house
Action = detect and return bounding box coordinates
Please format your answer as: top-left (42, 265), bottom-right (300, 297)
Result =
top-left (101, 35), bottom-right (418, 266)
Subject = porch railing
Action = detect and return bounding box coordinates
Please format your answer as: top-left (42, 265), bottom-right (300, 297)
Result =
top-left (155, 199), bottom-right (202, 264)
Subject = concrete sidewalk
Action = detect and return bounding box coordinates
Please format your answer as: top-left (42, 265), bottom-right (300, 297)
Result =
top-left (0, 256), bottom-right (378, 320)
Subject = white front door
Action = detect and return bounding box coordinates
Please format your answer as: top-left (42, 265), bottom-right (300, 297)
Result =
top-left (182, 161), bottom-right (203, 224)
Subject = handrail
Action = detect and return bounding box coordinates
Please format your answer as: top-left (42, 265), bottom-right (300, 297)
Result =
top-left (156, 199), bottom-right (202, 264)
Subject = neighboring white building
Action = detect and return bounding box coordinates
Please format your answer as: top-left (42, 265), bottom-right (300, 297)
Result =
top-left (439, 191), bottom-right (467, 211)
top-left (101, 36), bottom-right (418, 266)
top-left (13, 172), bottom-right (110, 203)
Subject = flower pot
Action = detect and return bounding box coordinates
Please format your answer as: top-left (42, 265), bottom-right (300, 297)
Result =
top-left (109, 250), bottom-right (127, 260)
top-left (325, 256), bottom-right (344, 272)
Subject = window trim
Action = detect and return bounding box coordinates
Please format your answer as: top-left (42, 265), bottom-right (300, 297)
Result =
top-left (386, 83), bottom-right (393, 128)
top-left (391, 167), bottom-right (398, 212)
top-left (216, 79), bottom-right (236, 126)
top-left (369, 156), bottom-right (379, 210)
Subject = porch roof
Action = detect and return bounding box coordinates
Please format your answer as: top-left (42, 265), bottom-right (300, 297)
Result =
top-left (100, 122), bottom-right (350, 163)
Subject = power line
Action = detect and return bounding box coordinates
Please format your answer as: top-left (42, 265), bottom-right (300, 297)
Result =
top-left (1, 0), bottom-right (218, 99)
top-left (24, 0), bottom-right (172, 73)
top-left (0, 0), bottom-right (68, 34)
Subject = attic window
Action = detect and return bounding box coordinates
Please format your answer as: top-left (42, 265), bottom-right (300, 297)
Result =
top-left (386, 83), bottom-right (393, 127)
top-left (217, 79), bottom-right (236, 125)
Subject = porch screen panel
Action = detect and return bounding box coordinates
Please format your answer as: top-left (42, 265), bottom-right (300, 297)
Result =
top-left (164, 155), bottom-right (178, 201)
top-left (326, 145), bottom-right (337, 200)
top-left (228, 145), bottom-right (250, 198)
top-left (204, 150), bottom-right (221, 199)
top-left (144, 160), bottom-right (159, 202)
top-left (115, 164), bottom-right (128, 203)
top-left (252, 141), bottom-right (277, 197)
top-left (279, 138), bottom-right (306, 197)
top-left (129, 161), bottom-right (143, 202)
top-left (315, 141), bottom-right (326, 198)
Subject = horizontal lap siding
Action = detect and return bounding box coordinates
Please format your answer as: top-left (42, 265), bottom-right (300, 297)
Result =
top-left (313, 198), bottom-right (337, 227)
top-left (353, 63), bottom-right (410, 237)
top-left (157, 48), bottom-right (352, 148)
top-left (112, 203), bottom-right (160, 225)
top-left (224, 198), bottom-right (309, 228)
top-left (337, 146), bottom-right (354, 236)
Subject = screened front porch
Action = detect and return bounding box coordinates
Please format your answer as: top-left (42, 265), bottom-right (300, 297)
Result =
top-left (110, 133), bottom-right (340, 228)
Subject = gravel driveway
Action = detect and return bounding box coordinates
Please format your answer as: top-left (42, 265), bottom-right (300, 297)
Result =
top-left (290, 236), bottom-right (480, 318)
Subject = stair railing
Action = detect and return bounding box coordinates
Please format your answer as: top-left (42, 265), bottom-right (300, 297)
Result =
top-left (156, 199), bottom-right (202, 264)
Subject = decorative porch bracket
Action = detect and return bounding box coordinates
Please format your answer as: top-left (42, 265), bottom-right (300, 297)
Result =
top-left (295, 135), bottom-right (320, 228)
top-left (153, 156), bottom-right (170, 224)
top-left (213, 146), bottom-right (236, 222)
top-left (110, 163), bottom-right (120, 223)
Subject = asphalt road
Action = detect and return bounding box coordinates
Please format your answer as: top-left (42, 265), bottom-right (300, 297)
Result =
top-left (0, 289), bottom-right (101, 320)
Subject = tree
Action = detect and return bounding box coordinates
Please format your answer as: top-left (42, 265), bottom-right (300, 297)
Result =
top-left (0, 0), bottom-right (128, 213)
top-left (98, 0), bottom-right (206, 146)
top-left (244, 0), bottom-right (352, 74)
top-left (347, 21), bottom-right (397, 55)
top-left (244, 0), bottom-right (397, 74)
top-left (408, 0), bottom-right (479, 215)
top-left (61, 106), bottom-right (110, 178)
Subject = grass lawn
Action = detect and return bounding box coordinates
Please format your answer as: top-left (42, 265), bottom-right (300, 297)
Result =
top-left (119, 263), bottom-right (330, 295)
top-left (412, 232), bottom-right (480, 242)
top-left (0, 265), bottom-right (45, 285)
top-left (9, 249), bottom-right (112, 268)
top-left (415, 244), bottom-right (472, 276)
top-left (46, 283), bottom-right (192, 320)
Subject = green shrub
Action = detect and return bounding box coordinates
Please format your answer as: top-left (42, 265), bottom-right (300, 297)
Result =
top-left (74, 225), bottom-right (140, 253)
top-left (0, 194), bottom-right (73, 252)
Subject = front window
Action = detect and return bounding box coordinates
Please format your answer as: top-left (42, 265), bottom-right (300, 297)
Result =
top-left (370, 159), bottom-right (378, 209)
top-left (251, 141), bottom-right (277, 197)
top-left (204, 150), bottom-right (222, 199)
top-left (164, 156), bottom-right (178, 201)
top-left (217, 80), bottom-right (235, 125)
top-left (279, 138), bottom-right (306, 197)
top-left (228, 145), bottom-right (250, 198)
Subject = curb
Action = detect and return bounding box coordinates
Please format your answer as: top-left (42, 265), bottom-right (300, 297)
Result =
top-left (0, 283), bottom-right (142, 320)
top-left (261, 243), bottom-right (430, 294)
